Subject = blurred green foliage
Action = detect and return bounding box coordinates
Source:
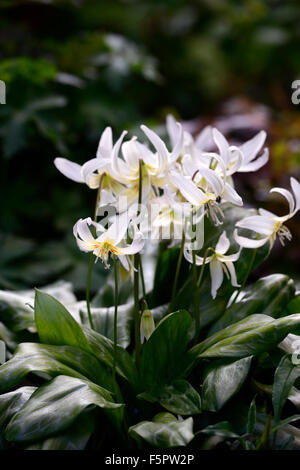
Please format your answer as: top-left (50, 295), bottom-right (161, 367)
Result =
top-left (0, 0), bottom-right (300, 291)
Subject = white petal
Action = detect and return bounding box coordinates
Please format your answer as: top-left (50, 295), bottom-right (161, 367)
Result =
top-left (183, 247), bottom-right (212, 265)
top-left (141, 124), bottom-right (169, 168)
top-left (96, 126), bottom-right (113, 158)
top-left (118, 255), bottom-right (130, 271)
top-left (225, 261), bottom-right (240, 288)
top-left (270, 187), bottom-right (295, 214)
top-left (236, 215), bottom-right (275, 236)
top-left (166, 114), bottom-right (178, 147)
top-left (54, 158), bottom-right (84, 183)
top-left (240, 130), bottom-right (266, 165)
top-left (291, 177), bottom-right (300, 213)
top-left (212, 128), bottom-right (230, 165)
top-left (210, 259), bottom-right (223, 299)
top-left (118, 234), bottom-right (144, 255)
top-left (169, 122), bottom-right (184, 163)
top-left (215, 231), bottom-right (230, 254)
top-left (200, 166), bottom-right (224, 195)
top-left (222, 183), bottom-right (243, 206)
top-left (73, 217), bottom-right (94, 242)
top-left (195, 125), bottom-right (213, 151)
top-left (122, 137), bottom-right (140, 170)
top-left (170, 170), bottom-right (208, 206)
top-left (112, 130), bottom-right (128, 175)
top-left (239, 148), bottom-right (269, 172)
top-left (234, 229), bottom-right (269, 248)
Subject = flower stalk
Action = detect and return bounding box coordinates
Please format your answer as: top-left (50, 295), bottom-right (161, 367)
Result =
top-left (134, 159), bottom-right (143, 369)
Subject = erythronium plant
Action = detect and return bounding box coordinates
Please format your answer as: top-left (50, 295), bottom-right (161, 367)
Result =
top-left (0, 117), bottom-right (300, 450)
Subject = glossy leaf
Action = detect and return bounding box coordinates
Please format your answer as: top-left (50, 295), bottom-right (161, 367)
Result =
top-left (34, 289), bottom-right (92, 353)
top-left (0, 342), bottom-right (113, 393)
top-left (140, 310), bottom-right (192, 389)
top-left (209, 274), bottom-right (295, 335)
top-left (272, 355), bottom-right (300, 422)
top-left (80, 302), bottom-right (133, 348)
top-left (5, 375), bottom-right (122, 442)
top-left (202, 357), bottom-right (252, 411)
top-left (129, 413), bottom-right (194, 448)
top-left (138, 379), bottom-right (201, 415)
top-left (192, 314), bottom-right (300, 360)
top-left (197, 421), bottom-right (239, 438)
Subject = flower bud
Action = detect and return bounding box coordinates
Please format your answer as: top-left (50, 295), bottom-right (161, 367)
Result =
top-left (140, 309), bottom-right (155, 343)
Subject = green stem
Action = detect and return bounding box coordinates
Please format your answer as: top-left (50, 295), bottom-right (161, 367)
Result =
top-left (192, 249), bottom-right (200, 341)
top-left (230, 247), bottom-right (258, 308)
top-left (134, 159), bottom-right (143, 369)
top-left (170, 231), bottom-right (186, 311)
top-left (85, 173), bottom-right (105, 330)
top-left (197, 247), bottom-right (214, 288)
top-left (139, 254), bottom-right (146, 299)
top-left (112, 254), bottom-right (119, 384)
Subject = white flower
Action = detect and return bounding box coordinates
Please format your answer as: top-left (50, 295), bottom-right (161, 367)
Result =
top-left (234, 177), bottom-right (300, 249)
top-left (73, 212), bottom-right (144, 270)
top-left (184, 231), bottom-right (241, 299)
top-left (170, 156), bottom-right (243, 225)
top-left (54, 127), bottom-right (126, 191)
top-left (212, 128), bottom-right (268, 174)
top-left (140, 309), bottom-right (155, 343)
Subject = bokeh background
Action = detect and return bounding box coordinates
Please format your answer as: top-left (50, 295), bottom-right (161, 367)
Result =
top-left (0, 0), bottom-right (300, 294)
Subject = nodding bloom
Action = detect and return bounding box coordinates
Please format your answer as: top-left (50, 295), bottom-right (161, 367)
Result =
top-left (170, 156), bottom-right (243, 225)
top-left (73, 213), bottom-right (144, 270)
top-left (184, 231), bottom-right (241, 299)
top-left (54, 127), bottom-right (126, 193)
top-left (234, 177), bottom-right (300, 249)
top-left (212, 128), bottom-right (268, 175)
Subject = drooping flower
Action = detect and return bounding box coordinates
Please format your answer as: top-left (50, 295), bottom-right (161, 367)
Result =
top-left (212, 127), bottom-right (268, 174)
top-left (140, 309), bottom-right (155, 343)
top-left (234, 177), bottom-right (300, 249)
top-left (73, 212), bottom-right (144, 270)
top-left (184, 231), bottom-right (241, 298)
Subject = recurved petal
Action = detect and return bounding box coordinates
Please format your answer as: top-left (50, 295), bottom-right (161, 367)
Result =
top-left (233, 229), bottom-right (269, 248)
top-left (54, 158), bottom-right (84, 183)
top-left (141, 124), bottom-right (169, 167)
top-left (236, 215), bottom-right (275, 236)
top-left (239, 130), bottom-right (266, 165)
top-left (222, 182), bottom-right (243, 206)
top-left (96, 126), bottom-right (113, 158)
top-left (270, 187), bottom-right (295, 214)
top-left (225, 261), bottom-right (240, 288)
top-left (212, 128), bottom-right (230, 165)
top-left (215, 231), bottom-right (230, 254)
top-left (239, 148), bottom-right (269, 172)
top-left (170, 170), bottom-right (209, 206)
top-left (291, 177), bottom-right (300, 213)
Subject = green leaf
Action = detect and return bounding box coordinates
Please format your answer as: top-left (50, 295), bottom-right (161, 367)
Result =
top-left (287, 295), bottom-right (300, 314)
top-left (5, 375), bottom-right (122, 442)
top-left (272, 355), bottom-right (300, 422)
top-left (209, 274), bottom-right (295, 335)
top-left (25, 410), bottom-right (95, 450)
top-left (0, 342), bottom-right (113, 393)
top-left (271, 414), bottom-right (300, 434)
top-left (192, 314), bottom-right (300, 360)
top-left (202, 357), bottom-right (252, 412)
top-left (34, 289), bottom-right (92, 353)
top-left (138, 379), bottom-right (201, 415)
top-left (80, 302), bottom-right (133, 348)
top-left (188, 314), bottom-right (273, 362)
top-left (129, 413), bottom-right (194, 448)
top-left (140, 310), bottom-right (192, 389)
top-left (247, 396), bottom-right (257, 435)
top-left (83, 326), bottom-right (138, 389)
top-left (0, 386), bottom-right (36, 448)
top-left (196, 421), bottom-right (239, 438)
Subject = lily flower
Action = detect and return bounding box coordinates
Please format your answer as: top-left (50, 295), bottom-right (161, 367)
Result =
top-left (234, 177), bottom-right (300, 248)
top-left (184, 231), bottom-right (241, 299)
top-left (73, 213), bottom-right (144, 270)
top-left (170, 156), bottom-right (242, 225)
top-left (212, 128), bottom-right (268, 175)
top-left (54, 127), bottom-right (127, 194)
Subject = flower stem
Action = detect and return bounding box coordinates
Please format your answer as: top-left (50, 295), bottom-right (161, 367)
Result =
top-left (139, 254), bottom-right (146, 299)
top-left (170, 231), bottom-right (185, 311)
top-left (134, 160), bottom-right (143, 369)
top-left (197, 247), bottom-right (214, 288)
top-left (192, 249), bottom-right (200, 341)
top-left (86, 173), bottom-right (105, 330)
top-left (112, 254), bottom-right (119, 384)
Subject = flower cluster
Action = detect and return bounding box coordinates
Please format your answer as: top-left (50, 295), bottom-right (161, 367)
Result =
top-left (55, 116), bottom-right (300, 299)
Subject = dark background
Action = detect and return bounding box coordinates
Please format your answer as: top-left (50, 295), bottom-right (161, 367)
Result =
top-left (0, 0), bottom-right (299, 294)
